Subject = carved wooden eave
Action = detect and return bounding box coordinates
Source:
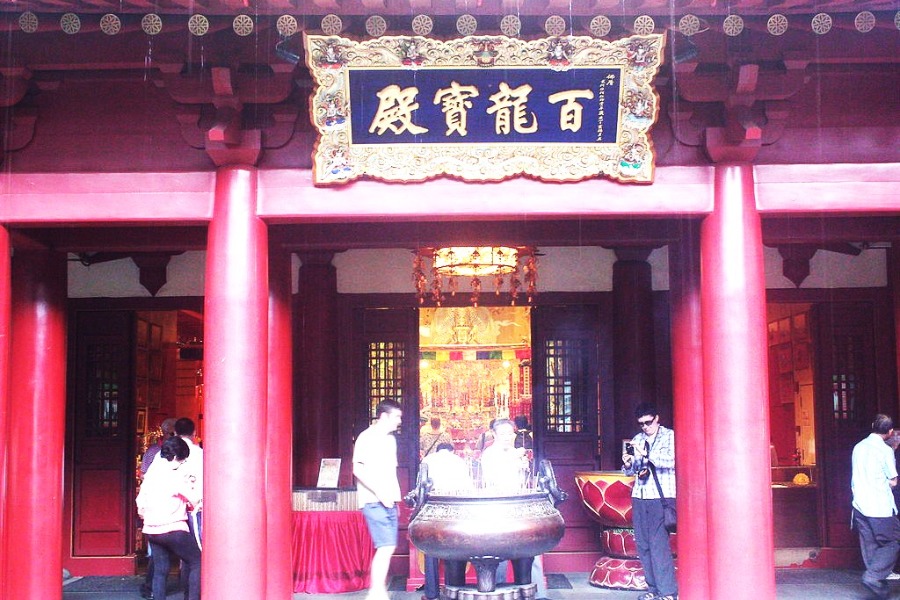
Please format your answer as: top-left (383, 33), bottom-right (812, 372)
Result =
top-left (1, 67), bottom-right (37, 155)
top-left (154, 61), bottom-right (298, 166)
top-left (669, 56), bottom-right (810, 162)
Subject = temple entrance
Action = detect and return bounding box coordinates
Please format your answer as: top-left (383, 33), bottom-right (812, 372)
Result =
top-left (418, 306), bottom-right (533, 460)
top-left (766, 303), bottom-right (819, 550)
top-left (766, 304), bottom-right (816, 472)
top-left (66, 306), bottom-right (203, 573)
top-left (766, 299), bottom-right (889, 557)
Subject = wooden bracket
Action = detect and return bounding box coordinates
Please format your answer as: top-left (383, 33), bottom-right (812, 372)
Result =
top-left (0, 67), bottom-right (32, 108)
top-left (154, 61), bottom-right (297, 165)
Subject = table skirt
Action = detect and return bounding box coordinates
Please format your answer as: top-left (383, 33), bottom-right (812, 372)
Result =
top-left (292, 510), bottom-right (373, 593)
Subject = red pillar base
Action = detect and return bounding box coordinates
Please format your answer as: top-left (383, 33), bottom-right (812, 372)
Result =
top-left (587, 531), bottom-right (678, 591)
top-left (590, 556), bottom-right (647, 590)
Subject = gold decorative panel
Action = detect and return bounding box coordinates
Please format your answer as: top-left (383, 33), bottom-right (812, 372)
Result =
top-left (304, 33), bottom-right (665, 185)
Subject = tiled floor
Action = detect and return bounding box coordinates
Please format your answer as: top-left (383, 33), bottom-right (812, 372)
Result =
top-left (61, 569), bottom-right (893, 599)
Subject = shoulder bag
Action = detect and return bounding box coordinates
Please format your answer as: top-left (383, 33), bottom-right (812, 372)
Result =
top-left (648, 462), bottom-right (677, 533)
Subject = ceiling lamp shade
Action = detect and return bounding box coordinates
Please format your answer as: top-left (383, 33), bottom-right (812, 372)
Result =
top-left (413, 246), bottom-right (537, 307)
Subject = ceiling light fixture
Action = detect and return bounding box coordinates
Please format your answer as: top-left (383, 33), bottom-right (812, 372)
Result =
top-left (413, 246), bottom-right (537, 307)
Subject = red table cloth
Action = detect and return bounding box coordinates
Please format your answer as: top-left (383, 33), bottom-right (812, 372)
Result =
top-left (292, 510), bottom-right (373, 593)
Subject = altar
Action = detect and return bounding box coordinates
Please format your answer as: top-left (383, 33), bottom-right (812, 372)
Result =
top-left (291, 490), bottom-right (373, 594)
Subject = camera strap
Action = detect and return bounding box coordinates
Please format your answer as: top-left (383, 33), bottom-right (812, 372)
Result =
top-left (648, 462), bottom-right (667, 499)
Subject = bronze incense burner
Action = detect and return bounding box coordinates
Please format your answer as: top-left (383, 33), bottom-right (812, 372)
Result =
top-left (406, 460), bottom-right (567, 595)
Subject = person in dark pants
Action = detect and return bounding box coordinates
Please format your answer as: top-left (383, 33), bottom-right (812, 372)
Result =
top-left (171, 418), bottom-right (203, 599)
top-left (851, 414), bottom-right (900, 599)
top-left (137, 436), bottom-right (202, 600)
top-left (622, 403), bottom-right (677, 600)
top-left (139, 418), bottom-right (177, 600)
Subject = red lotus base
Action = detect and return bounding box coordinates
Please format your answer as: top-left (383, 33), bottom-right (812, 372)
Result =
top-left (589, 556), bottom-right (647, 590)
top-left (575, 471), bottom-right (677, 591)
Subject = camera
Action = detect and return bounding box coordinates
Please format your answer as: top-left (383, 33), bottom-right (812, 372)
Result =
top-left (625, 443), bottom-right (635, 456)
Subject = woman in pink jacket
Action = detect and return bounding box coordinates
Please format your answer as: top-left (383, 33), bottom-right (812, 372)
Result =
top-left (136, 436), bottom-right (202, 600)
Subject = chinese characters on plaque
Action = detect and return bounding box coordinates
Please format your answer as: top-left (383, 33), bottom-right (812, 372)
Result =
top-left (305, 33), bottom-right (665, 185)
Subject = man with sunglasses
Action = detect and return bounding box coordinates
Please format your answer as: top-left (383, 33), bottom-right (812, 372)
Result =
top-left (622, 403), bottom-right (677, 600)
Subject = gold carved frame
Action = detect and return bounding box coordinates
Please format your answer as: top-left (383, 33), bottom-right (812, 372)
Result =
top-left (304, 33), bottom-right (665, 185)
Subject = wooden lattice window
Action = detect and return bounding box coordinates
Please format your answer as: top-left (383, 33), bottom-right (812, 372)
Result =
top-left (543, 338), bottom-right (589, 433)
top-left (367, 341), bottom-right (407, 419)
top-left (86, 342), bottom-right (122, 436)
top-left (832, 333), bottom-right (862, 422)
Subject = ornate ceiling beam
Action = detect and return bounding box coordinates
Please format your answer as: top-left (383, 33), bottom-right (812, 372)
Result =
top-left (270, 219), bottom-right (687, 251)
top-left (12, 226), bottom-right (208, 252)
top-left (762, 217), bottom-right (900, 244)
top-left (3, 0), bottom-right (896, 15)
top-left (9, 217), bottom-right (897, 255)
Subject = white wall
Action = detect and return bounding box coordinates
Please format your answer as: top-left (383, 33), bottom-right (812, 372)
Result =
top-left (69, 251), bottom-right (206, 298)
top-left (763, 245), bottom-right (887, 289)
top-left (68, 244), bottom-right (888, 298)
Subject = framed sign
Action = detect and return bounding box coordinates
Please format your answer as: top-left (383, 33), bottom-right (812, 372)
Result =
top-left (316, 458), bottom-right (341, 488)
top-left (305, 33), bottom-right (665, 185)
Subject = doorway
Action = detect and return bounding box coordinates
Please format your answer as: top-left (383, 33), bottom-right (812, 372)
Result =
top-left (767, 303), bottom-right (819, 549)
top-left (767, 303), bottom-right (816, 471)
top-left (767, 298), bottom-right (890, 556)
top-left (66, 307), bottom-right (203, 573)
top-left (418, 306), bottom-right (533, 460)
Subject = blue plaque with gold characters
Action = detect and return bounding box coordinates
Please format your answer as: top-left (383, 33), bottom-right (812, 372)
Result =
top-left (304, 33), bottom-right (665, 185)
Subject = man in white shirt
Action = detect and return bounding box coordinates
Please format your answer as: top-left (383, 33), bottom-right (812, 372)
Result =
top-left (354, 400), bottom-right (403, 600)
top-left (418, 443), bottom-right (472, 600)
top-left (851, 413), bottom-right (900, 599)
top-left (480, 419), bottom-right (548, 599)
top-left (480, 419), bottom-right (530, 493)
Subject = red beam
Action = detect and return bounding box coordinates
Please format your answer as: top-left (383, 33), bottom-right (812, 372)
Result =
top-left (1, 164), bottom-right (896, 226)
top-left (755, 163), bottom-right (900, 214)
top-left (2, 173), bottom-right (215, 224)
top-left (9, 227), bottom-right (207, 253)
top-left (762, 216), bottom-right (900, 244)
top-left (258, 167), bottom-right (716, 222)
top-left (270, 219), bottom-right (685, 250)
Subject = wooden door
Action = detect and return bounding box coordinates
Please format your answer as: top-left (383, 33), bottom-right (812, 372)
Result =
top-left (354, 306), bottom-right (420, 492)
top-left (531, 303), bottom-right (602, 570)
top-left (71, 311), bottom-right (135, 556)
top-left (813, 303), bottom-right (879, 548)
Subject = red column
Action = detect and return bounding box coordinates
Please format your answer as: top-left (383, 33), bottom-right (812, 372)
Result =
top-left (294, 253), bottom-right (339, 486)
top-left (6, 250), bottom-right (67, 600)
top-left (701, 165), bottom-right (776, 600)
top-left (267, 247), bottom-right (294, 599)
top-left (203, 166), bottom-right (269, 598)
top-left (612, 247), bottom-right (658, 441)
top-left (669, 220), bottom-right (710, 599)
top-left (890, 244), bottom-right (900, 402)
top-left (0, 226), bottom-right (10, 594)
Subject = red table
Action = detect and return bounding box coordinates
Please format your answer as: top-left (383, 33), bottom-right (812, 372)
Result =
top-left (292, 510), bottom-right (373, 593)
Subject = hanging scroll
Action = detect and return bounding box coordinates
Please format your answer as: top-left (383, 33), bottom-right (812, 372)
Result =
top-left (304, 33), bottom-right (665, 185)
